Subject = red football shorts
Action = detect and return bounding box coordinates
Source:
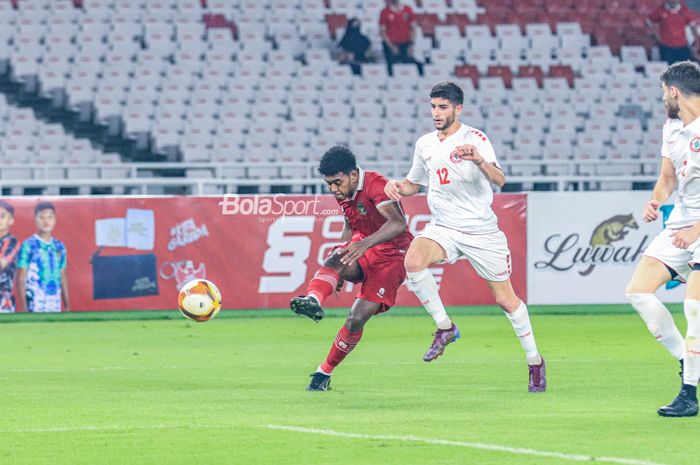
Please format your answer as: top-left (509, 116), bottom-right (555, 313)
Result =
top-left (333, 236), bottom-right (406, 314)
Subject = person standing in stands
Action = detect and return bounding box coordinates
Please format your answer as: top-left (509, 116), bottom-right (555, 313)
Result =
top-left (379, 0), bottom-right (424, 77)
top-left (646, 0), bottom-right (699, 65)
top-left (338, 18), bottom-right (372, 76)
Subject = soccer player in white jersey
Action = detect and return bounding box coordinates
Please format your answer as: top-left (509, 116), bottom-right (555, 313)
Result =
top-left (384, 81), bottom-right (546, 392)
top-left (625, 61), bottom-right (700, 417)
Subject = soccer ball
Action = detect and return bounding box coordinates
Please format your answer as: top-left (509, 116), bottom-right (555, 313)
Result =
top-left (178, 279), bottom-right (222, 322)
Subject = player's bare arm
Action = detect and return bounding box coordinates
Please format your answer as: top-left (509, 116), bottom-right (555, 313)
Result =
top-left (453, 144), bottom-right (506, 187)
top-left (341, 218), bottom-right (353, 242)
top-left (384, 179), bottom-right (421, 200)
top-left (644, 158), bottom-right (677, 222)
top-left (338, 201), bottom-right (408, 265)
top-left (333, 219), bottom-right (354, 291)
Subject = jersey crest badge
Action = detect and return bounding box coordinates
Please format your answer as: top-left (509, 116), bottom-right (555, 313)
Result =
top-left (449, 150), bottom-right (463, 164)
top-left (357, 203), bottom-right (367, 215)
top-left (690, 137), bottom-right (700, 152)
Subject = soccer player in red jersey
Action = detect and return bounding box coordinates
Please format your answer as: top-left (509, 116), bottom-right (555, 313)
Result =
top-left (290, 146), bottom-right (413, 391)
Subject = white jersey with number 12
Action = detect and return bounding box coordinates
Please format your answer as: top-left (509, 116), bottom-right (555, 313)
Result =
top-left (407, 124), bottom-right (501, 234)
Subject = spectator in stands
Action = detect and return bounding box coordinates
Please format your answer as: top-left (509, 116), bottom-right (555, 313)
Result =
top-left (338, 18), bottom-right (372, 76)
top-left (379, 0), bottom-right (424, 77)
top-left (17, 202), bottom-right (69, 313)
top-left (646, 0), bottom-right (699, 64)
top-left (0, 200), bottom-right (18, 313)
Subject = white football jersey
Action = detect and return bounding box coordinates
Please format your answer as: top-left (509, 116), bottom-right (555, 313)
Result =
top-left (663, 117), bottom-right (700, 228)
top-left (407, 124), bottom-right (501, 233)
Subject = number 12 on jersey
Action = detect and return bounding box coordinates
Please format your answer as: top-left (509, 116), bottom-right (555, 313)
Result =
top-left (437, 167), bottom-right (450, 185)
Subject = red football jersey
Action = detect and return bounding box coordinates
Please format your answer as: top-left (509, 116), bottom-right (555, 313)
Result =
top-left (337, 169), bottom-right (413, 252)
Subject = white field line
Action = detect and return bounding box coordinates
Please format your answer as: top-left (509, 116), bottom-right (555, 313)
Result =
top-left (264, 425), bottom-right (673, 465)
top-left (0, 424), bottom-right (225, 434)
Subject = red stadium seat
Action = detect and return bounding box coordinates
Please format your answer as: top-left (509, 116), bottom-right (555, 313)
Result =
top-left (518, 65), bottom-right (544, 87)
top-left (203, 14), bottom-right (228, 29)
top-left (544, 0), bottom-right (575, 9)
top-left (325, 13), bottom-right (347, 40)
top-left (593, 28), bottom-right (624, 55)
top-left (548, 65), bottom-right (574, 87)
top-left (488, 65), bottom-right (513, 88)
top-left (415, 13), bottom-right (441, 38)
top-left (454, 64), bottom-right (480, 87)
top-left (445, 13), bottom-right (470, 36)
top-left (514, 0), bottom-right (545, 9)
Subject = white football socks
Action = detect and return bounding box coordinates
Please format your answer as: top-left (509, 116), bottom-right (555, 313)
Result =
top-left (684, 299), bottom-right (700, 387)
top-left (406, 269), bottom-right (453, 330)
top-left (627, 293), bottom-right (685, 360)
top-left (505, 302), bottom-right (542, 366)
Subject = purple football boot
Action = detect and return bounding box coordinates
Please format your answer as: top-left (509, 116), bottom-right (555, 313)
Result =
top-left (528, 357), bottom-right (546, 392)
top-left (423, 323), bottom-right (460, 362)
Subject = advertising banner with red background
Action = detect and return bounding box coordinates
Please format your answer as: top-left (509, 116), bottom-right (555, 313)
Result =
top-left (3, 194), bottom-right (526, 311)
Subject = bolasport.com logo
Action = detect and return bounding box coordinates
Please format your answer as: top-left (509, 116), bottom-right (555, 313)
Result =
top-left (218, 194), bottom-right (339, 222)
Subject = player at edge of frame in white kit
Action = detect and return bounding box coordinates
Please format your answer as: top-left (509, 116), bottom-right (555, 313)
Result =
top-left (384, 81), bottom-right (546, 393)
top-left (625, 60), bottom-right (700, 417)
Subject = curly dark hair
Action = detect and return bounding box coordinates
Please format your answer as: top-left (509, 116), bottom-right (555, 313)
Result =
top-left (318, 146), bottom-right (358, 176)
top-left (661, 61), bottom-right (700, 97)
top-left (429, 81), bottom-right (464, 106)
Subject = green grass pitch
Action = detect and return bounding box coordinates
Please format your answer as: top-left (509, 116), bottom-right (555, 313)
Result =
top-left (0, 305), bottom-right (694, 465)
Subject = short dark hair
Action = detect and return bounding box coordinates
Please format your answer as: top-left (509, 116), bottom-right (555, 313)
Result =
top-left (0, 200), bottom-right (14, 216)
top-left (318, 146), bottom-right (358, 176)
top-left (429, 81), bottom-right (464, 106)
top-left (661, 61), bottom-right (700, 96)
top-left (35, 201), bottom-right (56, 216)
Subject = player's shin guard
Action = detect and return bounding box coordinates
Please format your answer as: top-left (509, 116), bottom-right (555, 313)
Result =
top-left (627, 293), bottom-right (685, 360)
top-left (306, 267), bottom-right (339, 305)
top-left (505, 302), bottom-right (541, 366)
top-left (319, 326), bottom-right (363, 374)
top-left (406, 269), bottom-right (452, 330)
top-left (683, 299), bottom-right (700, 387)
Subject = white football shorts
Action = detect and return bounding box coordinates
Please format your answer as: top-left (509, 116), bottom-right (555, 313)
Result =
top-left (643, 227), bottom-right (700, 282)
top-left (418, 223), bottom-right (512, 282)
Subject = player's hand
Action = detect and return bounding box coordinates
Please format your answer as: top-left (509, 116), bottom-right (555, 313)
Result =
top-left (336, 241), bottom-right (369, 266)
top-left (0, 257), bottom-right (7, 270)
top-left (642, 200), bottom-right (661, 222)
top-left (452, 144), bottom-right (484, 165)
top-left (384, 180), bottom-right (402, 201)
top-left (670, 228), bottom-right (700, 249)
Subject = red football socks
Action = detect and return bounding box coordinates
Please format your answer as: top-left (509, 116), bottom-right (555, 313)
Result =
top-left (306, 267), bottom-right (339, 305)
top-left (320, 325), bottom-right (363, 374)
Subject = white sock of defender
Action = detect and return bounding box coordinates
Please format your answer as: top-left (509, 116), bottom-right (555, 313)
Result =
top-left (627, 293), bottom-right (685, 360)
top-left (684, 299), bottom-right (700, 387)
top-left (406, 269), bottom-right (452, 330)
top-left (505, 302), bottom-right (542, 366)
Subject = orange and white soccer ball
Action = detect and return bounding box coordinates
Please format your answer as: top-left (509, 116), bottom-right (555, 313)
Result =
top-left (178, 279), bottom-right (222, 322)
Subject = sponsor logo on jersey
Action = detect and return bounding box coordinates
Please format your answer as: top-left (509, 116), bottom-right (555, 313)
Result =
top-left (377, 287), bottom-right (385, 297)
top-left (690, 137), bottom-right (700, 152)
top-left (357, 203), bottom-right (367, 215)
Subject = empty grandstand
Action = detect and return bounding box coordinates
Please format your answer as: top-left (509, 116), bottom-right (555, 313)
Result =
top-left (0, 0), bottom-right (689, 195)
